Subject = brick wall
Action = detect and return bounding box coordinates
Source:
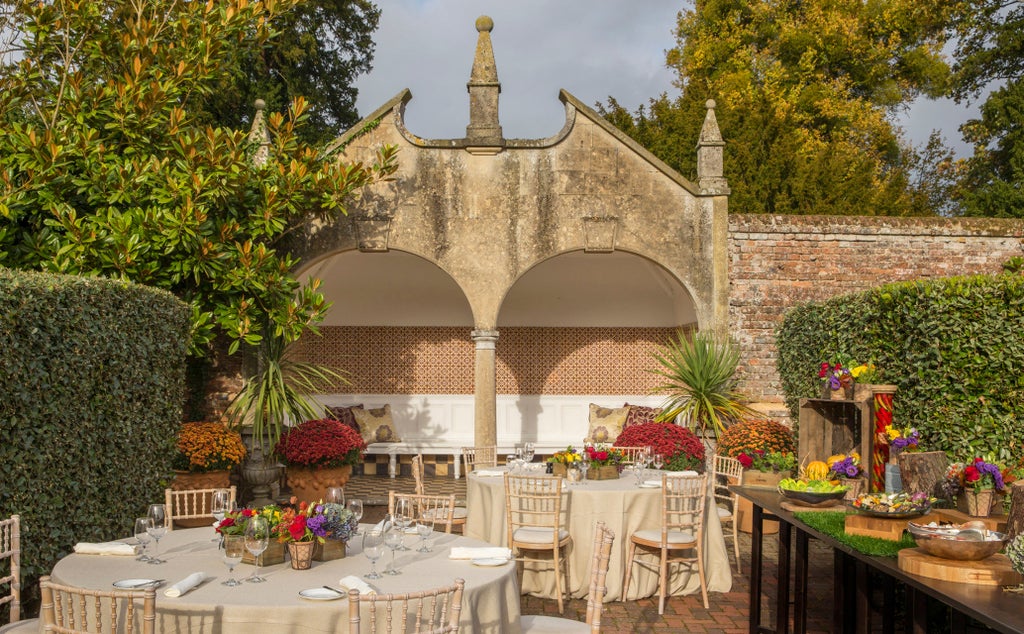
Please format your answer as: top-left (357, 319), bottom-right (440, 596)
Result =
top-left (728, 215), bottom-right (1024, 404)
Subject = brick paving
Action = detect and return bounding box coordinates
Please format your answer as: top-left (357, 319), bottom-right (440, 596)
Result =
top-left (345, 474), bottom-right (838, 633)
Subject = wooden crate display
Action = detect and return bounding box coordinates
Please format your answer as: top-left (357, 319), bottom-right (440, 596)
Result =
top-left (798, 398), bottom-right (873, 481)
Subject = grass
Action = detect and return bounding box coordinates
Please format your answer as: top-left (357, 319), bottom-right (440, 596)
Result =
top-left (793, 511), bottom-right (916, 557)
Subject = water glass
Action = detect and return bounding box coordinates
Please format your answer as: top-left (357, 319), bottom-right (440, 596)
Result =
top-left (325, 487), bottom-right (345, 505)
top-left (523, 443), bottom-right (535, 464)
top-left (244, 516), bottom-right (269, 583)
top-left (347, 499), bottom-right (364, 534)
top-left (384, 527), bottom-right (404, 575)
top-left (363, 530), bottom-right (384, 580)
top-left (211, 489), bottom-right (231, 541)
top-left (134, 517), bottom-right (153, 562)
top-left (221, 535), bottom-right (245, 587)
top-left (416, 516), bottom-right (434, 553)
top-left (578, 460), bottom-right (590, 484)
top-left (146, 504), bottom-right (167, 564)
top-left (393, 498), bottom-right (413, 551)
top-left (653, 453), bottom-right (665, 470)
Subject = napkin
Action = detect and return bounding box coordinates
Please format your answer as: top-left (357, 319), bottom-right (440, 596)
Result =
top-left (643, 480), bottom-right (663, 487)
top-left (474, 469), bottom-right (505, 477)
top-left (448, 547), bottom-right (512, 560)
top-left (164, 573), bottom-right (205, 598)
top-left (73, 541), bottom-right (138, 556)
top-left (339, 575), bottom-right (376, 595)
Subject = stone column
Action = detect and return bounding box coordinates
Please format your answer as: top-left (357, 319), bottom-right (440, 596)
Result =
top-left (471, 329), bottom-right (499, 447)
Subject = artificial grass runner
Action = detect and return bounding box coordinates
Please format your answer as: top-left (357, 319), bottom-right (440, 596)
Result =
top-left (792, 511), bottom-right (917, 557)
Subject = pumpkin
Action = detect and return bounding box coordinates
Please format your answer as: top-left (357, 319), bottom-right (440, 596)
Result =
top-left (826, 454), bottom-right (845, 468)
top-left (805, 460), bottom-right (830, 481)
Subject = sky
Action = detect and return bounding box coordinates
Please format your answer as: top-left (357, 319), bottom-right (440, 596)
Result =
top-left (353, 0), bottom-right (979, 158)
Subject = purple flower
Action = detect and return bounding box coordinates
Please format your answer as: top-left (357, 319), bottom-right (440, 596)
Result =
top-left (306, 514), bottom-right (329, 538)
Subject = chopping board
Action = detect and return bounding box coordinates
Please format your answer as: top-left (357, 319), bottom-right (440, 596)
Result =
top-left (845, 514), bottom-right (911, 541)
top-left (898, 549), bottom-right (1023, 585)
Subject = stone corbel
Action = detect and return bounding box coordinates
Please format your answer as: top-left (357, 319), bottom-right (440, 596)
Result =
top-left (353, 216), bottom-right (392, 252)
top-left (583, 216), bottom-right (618, 253)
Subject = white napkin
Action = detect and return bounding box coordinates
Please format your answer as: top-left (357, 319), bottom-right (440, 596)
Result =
top-left (474, 469), bottom-right (505, 477)
top-left (643, 480), bottom-right (663, 487)
top-left (448, 547), bottom-right (512, 560)
top-left (339, 575), bottom-right (376, 595)
top-left (73, 541), bottom-right (138, 556)
top-left (164, 572), bottom-right (205, 598)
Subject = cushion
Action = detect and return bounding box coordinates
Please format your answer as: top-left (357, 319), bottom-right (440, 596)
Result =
top-left (586, 404), bottom-right (630, 444)
top-left (328, 404), bottom-right (363, 434)
top-left (624, 403), bottom-right (663, 428)
top-left (353, 405), bottom-right (401, 443)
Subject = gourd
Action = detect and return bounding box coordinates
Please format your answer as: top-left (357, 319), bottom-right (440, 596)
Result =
top-left (826, 454), bottom-right (845, 468)
top-left (805, 460), bottom-right (830, 481)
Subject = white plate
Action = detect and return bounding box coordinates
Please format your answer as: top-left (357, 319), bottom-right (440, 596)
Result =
top-left (112, 579), bottom-right (159, 589)
top-left (471, 558), bottom-right (510, 567)
top-left (298, 588), bottom-right (345, 601)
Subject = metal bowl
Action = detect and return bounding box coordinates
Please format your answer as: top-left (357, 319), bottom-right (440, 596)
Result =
top-left (778, 487), bottom-right (847, 506)
top-left (908, 523), bottom-right (1008, 560)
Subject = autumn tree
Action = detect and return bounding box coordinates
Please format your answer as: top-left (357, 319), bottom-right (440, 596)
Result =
top-left (601, 0), bottom-right (957, 216)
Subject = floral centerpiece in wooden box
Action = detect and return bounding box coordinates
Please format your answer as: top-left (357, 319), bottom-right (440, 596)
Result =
top-left (582, 444), bottom-right (625, 480)
top-left (217, 506), bottom-right (286, 565)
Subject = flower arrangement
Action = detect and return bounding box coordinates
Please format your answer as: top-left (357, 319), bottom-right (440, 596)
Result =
top-left (963, 457), bottom-right (1006, 493)
top-left (583, 444), bottom-right (625, 468)
top-left (172, 422), bottom-right (247, 473)
top-left (216, 505), bottom-right (284, 536)
top-left (819, 361), bottom-right (853, 390)
top-left (849, 361), bottom-right (880, 383)
top-left (547, 447), bottom-right (583, 465)
top-left (883, 424), bottom-right (919, 453)
top-left (717, 419), bottom-right (797, 458)
top-left (735, 450), bottom-right (796, 473)
top-left (272, 500), bottom-right (358, 543)
top-left (614, 422), bottom-right (705, 472)
top-left (275, 418), bottom-right (367, 469)
top-left (826, 453), bottom-right (863, 479)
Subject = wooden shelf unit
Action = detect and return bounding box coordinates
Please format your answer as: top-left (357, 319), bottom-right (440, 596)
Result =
top-left (797, 397), bottom-right (874, 471)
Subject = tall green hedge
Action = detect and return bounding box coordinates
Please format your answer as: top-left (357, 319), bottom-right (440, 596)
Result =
top-left (0, 268), bottom-right (189, 622)
top-left (777, 274), bottom-right (1024, 463)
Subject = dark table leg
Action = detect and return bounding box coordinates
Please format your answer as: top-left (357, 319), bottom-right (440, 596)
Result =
top-left (855, 560), bottom-right (870, 634)
top-left (881, 574), bottom-right (895, 634)
top-left (777, 519), bottom-right (792, 634)
top-left (794, 529), bottom-right (808, 634)
top-left (750, 503), bottom-right (764, 634)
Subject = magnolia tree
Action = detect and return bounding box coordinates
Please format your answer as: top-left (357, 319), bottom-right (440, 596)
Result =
top-left (0, 0), bottom-right (397, 358)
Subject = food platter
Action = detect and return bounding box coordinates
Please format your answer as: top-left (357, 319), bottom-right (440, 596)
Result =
top-left (847, 505), bottom-right (930, 519)
top-left (849, 492), bottom-right (933, 518)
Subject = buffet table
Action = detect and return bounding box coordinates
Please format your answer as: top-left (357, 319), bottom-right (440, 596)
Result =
top-left (465, 467), bottom-right (732, 601)
top-left (49, 526), bottom-right (521, 634)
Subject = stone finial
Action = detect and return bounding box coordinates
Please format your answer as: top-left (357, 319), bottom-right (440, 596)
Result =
top-left (248, 99), bottom-right (270, 167)
top-left (465, 14), bottom-right (503, 146)
top-left (697, 99), bottom-right (729, 195)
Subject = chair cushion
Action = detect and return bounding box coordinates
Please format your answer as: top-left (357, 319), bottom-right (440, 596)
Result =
top-left (353, 405), bottom-right (401, 443)
top-left (586, 403), bottom-right (630, 443)
top-left (633, 528), bottom-right (696, 546)
top-left (0, 619), bottom-right (40, 634)
top-left (520, 615), bottom-right (592, 633)
top-left (512, 526), bottom-right (570, 545)
top-left (717, 505), bottom-right (733, 519)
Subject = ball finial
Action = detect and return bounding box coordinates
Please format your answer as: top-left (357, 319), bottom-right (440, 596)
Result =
top-left (706, 99), bottom-right (716, 110)
top-left (476, 15), bottom-right (493, 32)
top-left (254, 99), bottom-right (266, 110)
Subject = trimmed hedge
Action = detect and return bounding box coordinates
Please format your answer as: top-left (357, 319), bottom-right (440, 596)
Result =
top-left (777, 274), bottom-right (1024, 463)
top-left (0, 268), bottom-right (189, 622)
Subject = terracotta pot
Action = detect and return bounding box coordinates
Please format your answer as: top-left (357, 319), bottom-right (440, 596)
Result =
top-left (286, 465), bottom-right (353, 504)
top-left (287, 541), bottom-right (316, 570)
top-left (170, 470), bottom-right (232, 528)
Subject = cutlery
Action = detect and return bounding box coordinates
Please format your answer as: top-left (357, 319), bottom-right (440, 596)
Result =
top-left (322, 585), bottom-right (346, 595)
top-left (129, 579), bottom-right (164, 588)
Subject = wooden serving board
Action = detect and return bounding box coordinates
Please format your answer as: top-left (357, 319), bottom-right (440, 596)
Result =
top-left (845, 513), bottom-right (911, 541)
top-left (782, 501), bottom-right (844, 513)
top-left (898, 549), bottom-right (1022, 586)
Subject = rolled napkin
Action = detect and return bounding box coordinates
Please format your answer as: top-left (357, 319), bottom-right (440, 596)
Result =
top-left (73, 541), bottom-right (138, 556)
top-left (164, 572), bottom-right (206, 598)
top-left (449, 546), bottom-right (512, 560)
top-left (643, 480), bottom-right (663, 487)
top-left (339, 575), bottom-right (376, 595)
top-left (474, 469), bottom-right (505, 477)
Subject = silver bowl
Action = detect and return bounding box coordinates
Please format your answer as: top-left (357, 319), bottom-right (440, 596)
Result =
top-left (778, 487), bottom-right (847, 506)
top-left (908, 523), bottom-right (1007, 560)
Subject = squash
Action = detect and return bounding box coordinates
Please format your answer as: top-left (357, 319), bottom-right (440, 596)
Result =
top-left (805, 460), bottom-right (830, 481)
top-left (826, 454), bottom-right (846, 468)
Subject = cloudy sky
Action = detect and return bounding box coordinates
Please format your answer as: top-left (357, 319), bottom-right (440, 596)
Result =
top-left (353, 0), bottom-right (979, 157)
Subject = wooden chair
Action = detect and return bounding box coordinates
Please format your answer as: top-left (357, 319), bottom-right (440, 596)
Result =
top-left (347, 578), bottom-right (464, 633)
top-left (388, 491), bottom-right (458, 534)
top-left (612, 446), bottom-right (652, 465)
top-left (460, 446), bottom-right (498, 475)
top-left (504, 474), bottom-right (572, 614)
top-left (712, 454), bottom-right (744, 574)
top-left (39, 575), bottom-right (156, 634)
top-left (411, 456), bottom-right (467, 531)
top-left (623, 473), bottom-right (709, 614)
top-left (164, 486), bottom-right (236, 530)
top-left (520, 521), bottom-right (615, 633)
top-left (0, 515), bottom-right (23, 628)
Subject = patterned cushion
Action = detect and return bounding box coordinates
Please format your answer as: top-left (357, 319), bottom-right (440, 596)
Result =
top-left (623, 403), bottom-right (663, 428)
top-left (585, 404), bottom-right (630, 444)
top-left (328, 404), bottom-right (363, 434)
top-left (353, 404), bottom-right (402, 443)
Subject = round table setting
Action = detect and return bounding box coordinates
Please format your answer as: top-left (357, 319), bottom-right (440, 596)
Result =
top-left (49, 525), bottom-right (521, 634)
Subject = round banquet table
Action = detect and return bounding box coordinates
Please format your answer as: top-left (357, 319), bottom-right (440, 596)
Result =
top-left (49, 526), bottom-right (521, 634)
top-left (464, 466), bottom-right (733, 602)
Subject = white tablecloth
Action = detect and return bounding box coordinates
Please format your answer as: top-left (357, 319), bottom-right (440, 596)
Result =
top-left (465, 467), bottom-right (732, 601)
top-left (49, 526), bottom-right (520, 634)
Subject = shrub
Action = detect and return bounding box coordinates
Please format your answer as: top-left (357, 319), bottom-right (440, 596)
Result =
top-left (717, 419), bottom-right (797, 458)
top-left (173, 422), bottom-right (247, 472)
top-left (276, 418), bottom-right (367, 468)
top-left (615, 422), bottom-right (705, 472)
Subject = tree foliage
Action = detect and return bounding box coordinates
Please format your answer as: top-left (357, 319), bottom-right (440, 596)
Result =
top-left (0, 0), bottom-right (398, 357)
top-left (600, 0), bottom-right (957, 216)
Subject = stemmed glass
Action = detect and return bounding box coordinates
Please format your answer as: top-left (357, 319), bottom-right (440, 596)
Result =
top-left (325, 487), bottom-right (345, 505)
top-left (134, 518), bottom-right (153, 562)
top-left (211, 489), bottom-right (231, 542)
top-left (393, 498), bottom-right (413, 551)
top-left (384, 527), bottom-right (404, 575)
top-left (347, 499), bottom-right (364, 535)
top-left (652, 453), bottom-right (665, 471)
top-left (244, 516), bottom-right (269, 583)
top-left (578, 459), bottom-right (590, 484)
top-left (146, 504), bottom-right (167, 564)
top-left (506, 453), bottom-right (518, 474)
top-left (362, 530), bottom-right (384, 580)
top-left (415, 516), bottom-right (434, 553)
top-left (523, 443), bottom-right (535, 465)
top-left (221, 535), bottom-right (245, 587)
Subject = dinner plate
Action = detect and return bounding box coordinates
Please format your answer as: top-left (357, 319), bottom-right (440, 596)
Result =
top-left (298, 588), bottom-right (345, 601)
top-left (112, 579), bottom-right (160, 589)
top-left (471, 558), bottom-right (510, 567)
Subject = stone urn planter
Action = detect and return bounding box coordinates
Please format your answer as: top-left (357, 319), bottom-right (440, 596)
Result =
top-left (286, 465), bottom-right (353, 504)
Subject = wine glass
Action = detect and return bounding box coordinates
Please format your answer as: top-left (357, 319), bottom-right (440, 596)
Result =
top-left (134, 517), bottom-right (153, 562)
top-left (384, 527), bottom-right (403, 575)
top-left (578, 459), bottom-right (590, 484)
top-left (347, 499), bottom-right (364, 535)
top-left (523, 442), bottom-right (535, 464)
top-left (221, 535), bottom-right (245, 586)
top-left (244, 516), bottom-right (269, 583)
top-left (325, 487), bottom-right (345, 505)
top-left (211, 489), bottom-right (231, 541)
top-left (506, 453), bottom-right (518, 474)
top-left (362, 529), bottom-right (384, 580)
top-left (415, 515), bottom-right (434, 553)
top-left (146, 504), bottom-right (167, 564)
top-left (393, 498), bottom-right (413, 551)
top-left (653, 453), bottom-right (665, 470)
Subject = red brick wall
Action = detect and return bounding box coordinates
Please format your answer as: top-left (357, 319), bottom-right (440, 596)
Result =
top-left (728, 215), bottom-right (1024, 403)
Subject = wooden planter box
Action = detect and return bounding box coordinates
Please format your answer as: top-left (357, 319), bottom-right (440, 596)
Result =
top-left (313, 539), bottom-right (347, 562)
top-left (243, 540), bottom-right (286, 566)
top-left (743, 470), bottom-right (789, 489)
top-left (588, 465), bottom-right (620, 480)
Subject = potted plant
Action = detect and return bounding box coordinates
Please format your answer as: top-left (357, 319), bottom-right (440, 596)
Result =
top-left (217, 505), bottom-right (288, 565)
top-left (733, 450), bottom-right (798, 488)
top-left (275, 418), bottom-right (366, 504)
top-left (717, 418), bottom-right (797, 487)
top-left (547, 446), bottom-right (584, 478)
top-left (172, 422), bottom-right (247, 489)
top-left (825, 453), bottom-right (865, 500)
top-left (614, 421), bottom-right (706, 472)
top-left (271, 500), bottom-right (359, 569)
top-left (945, 457), bottom-right (1007, 517)
top-left (649, 330), bottom-right (759, 446)
top-left (582, 445), bottom-right (625, 480)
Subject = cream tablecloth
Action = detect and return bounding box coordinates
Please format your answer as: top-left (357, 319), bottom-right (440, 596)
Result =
top-left (49, 526), bottom-right (520, 634)
top-left (465, 467), bottom-right (732, 601)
